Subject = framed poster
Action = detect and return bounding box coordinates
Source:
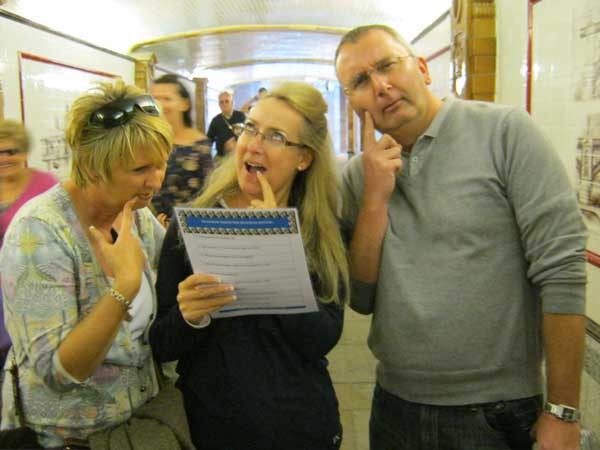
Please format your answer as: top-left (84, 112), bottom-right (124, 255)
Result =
top-left (18, 52), bottom-right (118, 179)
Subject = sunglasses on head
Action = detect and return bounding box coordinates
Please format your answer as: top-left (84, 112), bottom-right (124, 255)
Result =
top-left (89, 95), bottom-right (160, 128)
top-left (0, 148), bottom-right (25, 156)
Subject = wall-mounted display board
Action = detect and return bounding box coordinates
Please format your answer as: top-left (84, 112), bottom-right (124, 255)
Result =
top-left (529, 0), bottom-right (600, 330)
top-left (18, 52), bottom-right (117, 179)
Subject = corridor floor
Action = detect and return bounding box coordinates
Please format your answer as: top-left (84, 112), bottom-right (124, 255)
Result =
top-left (328, 308), bottom-right (377, 450)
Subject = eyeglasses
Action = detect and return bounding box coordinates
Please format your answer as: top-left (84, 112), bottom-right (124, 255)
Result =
top-left (344, 55), bottom-right (414, 95)
top-left (89, 95), bottom-right (160, 128)
top-left (0, 148), bottom-right (25, 156)
top-left (233, 122), bottom-right (305, 150)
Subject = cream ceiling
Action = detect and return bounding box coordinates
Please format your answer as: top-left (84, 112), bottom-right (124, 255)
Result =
top-left (1, 0), bottom-right (451, 88)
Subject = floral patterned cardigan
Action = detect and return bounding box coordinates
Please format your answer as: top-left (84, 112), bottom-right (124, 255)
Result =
top-left (0, 185), bottom-right (164, 447)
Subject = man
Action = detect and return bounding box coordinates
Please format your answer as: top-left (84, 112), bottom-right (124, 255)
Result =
top-left (240, 87), bottom-right (268, 113)
top-left (336, 25), bottom-right (587, 450)
top-left (207, 90), bottom-right (245, 158)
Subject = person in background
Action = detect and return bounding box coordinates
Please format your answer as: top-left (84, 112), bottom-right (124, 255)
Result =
top-left (0, 80), bottom-right (176, 448)
top-left (206, 90), bottom-right (245, 159)
top-left (0, 120), bottom-right (58, 416)
top-left (0, 120), bottom-right (58, 249)
top-left (150, 74), bottom-right (213, 226)
top-left (336, 25), bottom-right (587, 450)
top-left (150, 82), bottom-right (348, 450)
top-left (240, 87), bottom-right (268, 113)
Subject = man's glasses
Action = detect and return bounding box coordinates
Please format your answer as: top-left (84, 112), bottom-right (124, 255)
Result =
top-left (89, 95), bottom-right (160, 128)
top-left (233, 122), bottom-right (305, 150)
top-left (0, 148), bottom-right (25, 156)
top-left (344, 55), bottom-right (414, 95)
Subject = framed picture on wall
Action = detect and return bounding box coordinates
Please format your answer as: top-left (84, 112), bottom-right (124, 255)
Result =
top-left (18, 52), bottom-right (117, 179)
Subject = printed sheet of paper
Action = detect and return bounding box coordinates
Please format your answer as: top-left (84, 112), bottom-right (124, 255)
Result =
top-left (174, 207), bottom-right (318, 318)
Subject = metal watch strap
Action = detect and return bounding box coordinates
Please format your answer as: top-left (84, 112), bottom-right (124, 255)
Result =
top-left (544, 402), bottom-right (581, 422)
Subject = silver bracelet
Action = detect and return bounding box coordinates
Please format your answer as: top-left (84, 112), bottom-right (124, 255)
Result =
top-left (109, 287), bottom-right (131, 310)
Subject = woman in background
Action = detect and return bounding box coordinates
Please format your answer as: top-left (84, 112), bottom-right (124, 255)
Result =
top-left (150, 74), bottom-right (213, 225)
top-left (0, 120), bottom-right (58, 373)
top-left (0, 120), bottom-right (57, 249)
top-left (0, 81), bottom-right (176, 448)
top-left (150, 82), bottom-right (349, 450)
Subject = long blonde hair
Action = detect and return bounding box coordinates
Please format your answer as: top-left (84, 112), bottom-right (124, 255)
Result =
top-left (192, 82), bottom-right (349, 304)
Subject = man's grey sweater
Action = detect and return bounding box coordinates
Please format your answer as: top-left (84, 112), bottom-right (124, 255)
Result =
top-left (341, 96), bottom-right (587, 405)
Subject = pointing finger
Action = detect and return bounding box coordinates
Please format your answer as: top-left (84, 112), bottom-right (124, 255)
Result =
top-left (256, 171), bottom-right (276, 207)
top-left (361, 111), bottom-right (377, 151)
top-left (118, 197), bottom-right (137, 236)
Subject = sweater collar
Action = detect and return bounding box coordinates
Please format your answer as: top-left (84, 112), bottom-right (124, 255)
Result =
top-left (422, 95), bottom-right (455, 139)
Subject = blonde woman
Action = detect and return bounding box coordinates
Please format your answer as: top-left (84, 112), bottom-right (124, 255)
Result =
top-left (150, 82), bottom-right (349, 450)
top-left (0, 81), bottom-right (175, 448)
top-left (0, 120), bottom-right (58, 249)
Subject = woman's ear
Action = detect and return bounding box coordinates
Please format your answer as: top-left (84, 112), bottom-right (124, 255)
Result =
top-left (297, 150), bottom-right (314, 172)
top-left (181, 98), bottom-right (191, 113)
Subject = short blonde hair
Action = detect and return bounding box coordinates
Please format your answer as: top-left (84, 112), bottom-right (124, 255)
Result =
top-left (65, 79), bottom-right (173, 187)
top-left (0, 119), bottom-right (30, 152)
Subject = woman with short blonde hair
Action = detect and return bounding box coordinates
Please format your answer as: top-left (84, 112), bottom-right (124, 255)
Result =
top-left (0, 80), bottom-right (190, 448)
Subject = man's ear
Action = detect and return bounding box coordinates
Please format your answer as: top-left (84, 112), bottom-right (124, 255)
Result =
top-left (417, 57), bottom-right (433, 85)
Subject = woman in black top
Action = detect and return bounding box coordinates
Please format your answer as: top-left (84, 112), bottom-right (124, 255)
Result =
top-left (150, 82), bottom-right (349, 450)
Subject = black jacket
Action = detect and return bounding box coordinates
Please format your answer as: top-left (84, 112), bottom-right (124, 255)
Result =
top-left (149, 220), bottom-right (343, 450)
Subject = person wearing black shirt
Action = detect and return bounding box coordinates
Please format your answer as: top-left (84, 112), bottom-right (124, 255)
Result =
top-left (206, 90), bottom-right (245, 158)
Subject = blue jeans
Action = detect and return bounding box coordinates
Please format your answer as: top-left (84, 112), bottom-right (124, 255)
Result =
top-left (370, 384), bottom-right (542, 450)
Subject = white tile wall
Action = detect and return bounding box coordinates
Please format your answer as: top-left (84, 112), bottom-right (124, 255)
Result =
top-left (0, 16), bottom-right (136, 176)
top-left (496, 1), bottom-right (600, 439)
top-left (413, 12), bottom-right (452, 99)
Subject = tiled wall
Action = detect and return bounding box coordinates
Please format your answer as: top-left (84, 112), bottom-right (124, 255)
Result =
top-left (0, 15), bottom-right (135, 176)
top-left (582, 337), bottom-right (600, 438)
top-left (497, 0), bottom-right (600, 438)
top-left (412, 12), bottom-right (452, 99)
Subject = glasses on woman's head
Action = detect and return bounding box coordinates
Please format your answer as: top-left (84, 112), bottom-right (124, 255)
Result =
top-left (343, 55), bottom-right (414, 96)
top-left (233, 122), bottom-right (305, 150)
top-left (0, 148), bottom-right (25, 156)
top-left (89, 95), bottom-right (160, 129)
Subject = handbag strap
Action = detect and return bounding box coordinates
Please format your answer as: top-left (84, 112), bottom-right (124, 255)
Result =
top-left (153, 358), bottom-right (167, 391)
top-left (9, 353), bottom-right (26, 428)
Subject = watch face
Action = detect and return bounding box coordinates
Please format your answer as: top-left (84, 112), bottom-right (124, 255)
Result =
top-left (545, 402), bottom-right (580, 422)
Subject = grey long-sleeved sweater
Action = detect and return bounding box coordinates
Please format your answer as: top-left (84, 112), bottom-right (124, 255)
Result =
top-left (342, 96), bottom-right (587, 405)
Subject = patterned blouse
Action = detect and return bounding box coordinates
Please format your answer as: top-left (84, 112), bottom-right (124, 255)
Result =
top-left (0, 185), bottom-right (164, 447)
top-left (151, 139), bottom-right (213, 217)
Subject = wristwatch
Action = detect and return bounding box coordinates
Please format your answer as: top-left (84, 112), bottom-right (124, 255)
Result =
top-left (544, 402), bottom-right (581, 422)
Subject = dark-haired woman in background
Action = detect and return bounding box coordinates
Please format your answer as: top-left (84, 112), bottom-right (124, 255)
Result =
top-left (150, 74), bottom-right (213, 226)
